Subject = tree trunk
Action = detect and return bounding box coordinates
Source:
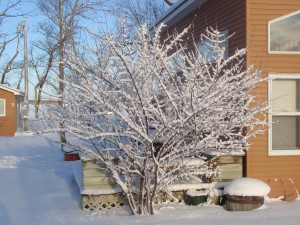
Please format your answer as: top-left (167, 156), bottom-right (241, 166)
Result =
top-left (150, 164), bottom-right (159, 215)
top-left (138, 176), bottom-right (145, 214)
top-left (34, 84), bottom-right (44, 119)
top-left (58, 0), bottom-right (66, 146)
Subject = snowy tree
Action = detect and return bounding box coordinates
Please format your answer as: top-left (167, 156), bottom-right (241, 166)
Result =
top-left (42, 24), bottom-right (268, 215)
top-left (0, 0), bottom-right (26, 86)
top-left (112, 0), bottom-right (169, 29)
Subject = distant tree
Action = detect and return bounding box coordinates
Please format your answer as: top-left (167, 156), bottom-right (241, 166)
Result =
top-left (113, 0), bottom-right (169, 29)
top-left (0, 0), bottom-right (25, 85)
top-left (0, 28), bottom-right (21, 85)
top-left (29, 42), bottom-right (56, 118)
top-left (35, 0), bottom-right (106, 145)
top-left (43, 24), bottom-right (268, 215)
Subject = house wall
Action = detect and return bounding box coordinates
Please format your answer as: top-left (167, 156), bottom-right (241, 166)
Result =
top-left (162, 0), bottom-right (247, 55)
top-left (246, 0), bottom-right (300, 200)
top-left (0, 89), bottom-right (17, 136)
top-left (161, 0), bottom-right (248, 181)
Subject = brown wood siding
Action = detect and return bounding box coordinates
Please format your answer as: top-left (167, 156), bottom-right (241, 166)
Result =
top-left (0, 89), bottom-right (17, 136)
top-left (163, 0), bottom-right (247, 55)
top-left (246, 0), bottom-right (300, 200)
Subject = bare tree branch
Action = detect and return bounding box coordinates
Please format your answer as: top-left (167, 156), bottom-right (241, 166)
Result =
top-left (41, 25), bottom-right (268, 215)
top-left (0, 30), bottom-right (21, 84)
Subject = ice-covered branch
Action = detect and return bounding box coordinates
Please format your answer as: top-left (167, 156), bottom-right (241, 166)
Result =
top-left (41, 24), bottom-right (268, 215)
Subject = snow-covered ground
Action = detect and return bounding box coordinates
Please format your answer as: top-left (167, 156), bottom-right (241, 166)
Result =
top-left (0, 134), bottom-right (300, 225)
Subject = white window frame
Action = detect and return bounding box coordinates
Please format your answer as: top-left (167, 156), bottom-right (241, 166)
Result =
top-left (268, 10), bottom-right (300, 54)
top-left (0, 99), bottom-right (5, 116)
top-left (268, 74), bottom-right (300, 156)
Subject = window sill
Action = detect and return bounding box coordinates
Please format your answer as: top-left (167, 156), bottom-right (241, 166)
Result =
top-left (268, 149), bottom-right (300, 156)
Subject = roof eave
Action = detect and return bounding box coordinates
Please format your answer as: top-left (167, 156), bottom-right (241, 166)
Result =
top-left (0, 84), bottom-right (24, 96)
top-left (153, 0), bottom-right (208, 29)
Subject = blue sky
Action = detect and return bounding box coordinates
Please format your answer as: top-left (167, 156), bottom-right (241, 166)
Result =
top-left (1, 1), bottom-right (41, 98)
top-left (1, 1), bottom-right (116, 99)
top-left (1, 0), bottom-right (169, 99)
top-left (1, 1), bottom-right (39, 40)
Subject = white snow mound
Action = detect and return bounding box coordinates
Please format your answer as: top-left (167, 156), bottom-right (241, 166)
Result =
top-left (224, 177), bottom-right (270, 196)
top-left (186, 189), bottom-right (209, 197)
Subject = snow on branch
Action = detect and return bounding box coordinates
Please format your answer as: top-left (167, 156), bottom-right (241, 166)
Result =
top-left (41, 25), bottom-right (268, 215)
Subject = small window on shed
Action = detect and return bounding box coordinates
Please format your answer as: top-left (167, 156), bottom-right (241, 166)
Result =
top-left (0, 99), bottom-right (5, 116)
top-left (268, 10), bottom-right (300, 54)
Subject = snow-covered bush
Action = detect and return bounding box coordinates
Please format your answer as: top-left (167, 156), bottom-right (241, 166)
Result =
top-left (43, 24), bottom-right (268, 215)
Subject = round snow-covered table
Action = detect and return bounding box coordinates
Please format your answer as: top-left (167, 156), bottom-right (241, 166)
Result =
top-left (224, 178), bottom-right (270, 211)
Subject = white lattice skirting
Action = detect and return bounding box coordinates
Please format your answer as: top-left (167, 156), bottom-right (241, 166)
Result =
top-left (82, 193), bottom-right (125, 211)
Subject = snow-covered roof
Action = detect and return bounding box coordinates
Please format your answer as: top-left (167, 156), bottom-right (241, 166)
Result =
top-left (0, 84), bottom-right (24, 96)
top-left (153, 0), bottom-right (208, 28)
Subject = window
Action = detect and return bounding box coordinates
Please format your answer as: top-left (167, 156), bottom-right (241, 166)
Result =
top-left (170, 49), bottom-right (185, 73)
top-left (268, 10), bottom-right (300, 54)
top-left (269, 74), bottom-right (300, 156)
top-left (196, 29), bottom-right (229, 62)
top-left (0, 99), bottom-right (5, 116)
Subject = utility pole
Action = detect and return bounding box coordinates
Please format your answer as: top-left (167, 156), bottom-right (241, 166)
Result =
top-left (24, 20), bottom-right (29, 104)
top-left (23, 20), bottom-right (29, 131)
